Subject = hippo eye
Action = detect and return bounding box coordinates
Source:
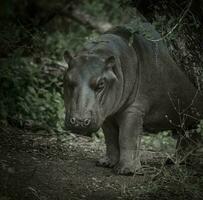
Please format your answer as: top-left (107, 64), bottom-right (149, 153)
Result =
top-left (96, 79), bottom-right (105, 91)
top-left (69, 79), bottom-right (77, 87)
top-left (65, 73), bottom-right (77, 88)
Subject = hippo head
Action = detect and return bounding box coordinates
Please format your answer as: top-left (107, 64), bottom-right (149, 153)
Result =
top-left (63, 50), bottom-right (119, 136)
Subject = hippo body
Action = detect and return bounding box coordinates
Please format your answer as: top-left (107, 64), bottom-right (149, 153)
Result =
top-left (64, 27), bottom-right (203, 175)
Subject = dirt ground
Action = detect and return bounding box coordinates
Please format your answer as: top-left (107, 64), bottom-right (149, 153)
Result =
top-left (0, 123), bottom-right (202, 200)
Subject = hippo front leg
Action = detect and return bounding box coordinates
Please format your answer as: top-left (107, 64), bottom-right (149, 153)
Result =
top-left (114, 108), bottom-right (143, 175)
top-left (96, 120), bottom-right (119, 168)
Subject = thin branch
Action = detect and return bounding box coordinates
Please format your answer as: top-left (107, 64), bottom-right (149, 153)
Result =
top-left (146, 0), bottom-right (193, 42)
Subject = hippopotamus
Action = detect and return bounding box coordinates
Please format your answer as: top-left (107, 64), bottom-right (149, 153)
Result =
top-left (63, 26), bottom-right (203, 175)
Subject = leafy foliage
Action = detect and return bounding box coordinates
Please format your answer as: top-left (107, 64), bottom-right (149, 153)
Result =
top-left (0, 56), bottom-right (63, 128)
top-left (142, 132), bottom-right (176, 152)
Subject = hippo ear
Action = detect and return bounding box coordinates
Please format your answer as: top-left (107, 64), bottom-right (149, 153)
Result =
top-left (105, 56), bottom-right (116, 68)
top-left (64, 50), bottom-right (73, 65)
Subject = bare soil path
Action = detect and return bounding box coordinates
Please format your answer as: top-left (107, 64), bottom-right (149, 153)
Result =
top-left (0, 124), bottom-right (202, 200)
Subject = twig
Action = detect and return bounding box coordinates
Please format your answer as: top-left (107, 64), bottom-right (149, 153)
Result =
top-left (180, 89), bottom-right (199, 115)
top-left (151, 160), bottom-right (166, 181)
top-left (145, 0), bottom-right (193, 42)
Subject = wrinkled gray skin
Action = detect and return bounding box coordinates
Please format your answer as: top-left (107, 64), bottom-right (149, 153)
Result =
top-left (64, 27), bottom-right (203, 175)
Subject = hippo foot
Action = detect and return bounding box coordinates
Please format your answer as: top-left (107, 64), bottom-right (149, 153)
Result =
top-left (114, 161), bottom-right (141, 176)
top-left (96, 156), bottom-right (118, 168)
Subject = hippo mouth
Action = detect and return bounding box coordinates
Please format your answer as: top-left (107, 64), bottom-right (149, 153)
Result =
top-left (68, 128), bottom-right (100, 137)
top-left (65, 121), bottom-right (100, 137)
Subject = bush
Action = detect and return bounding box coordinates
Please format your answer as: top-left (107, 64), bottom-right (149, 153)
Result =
top-left (0, 55), bottom-right (64, 128)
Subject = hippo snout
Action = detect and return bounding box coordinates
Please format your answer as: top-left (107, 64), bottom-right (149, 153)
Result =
top-left (65, 115), bottom-right (99, 135)
top-left (69, 117), bottom-right (91, 127)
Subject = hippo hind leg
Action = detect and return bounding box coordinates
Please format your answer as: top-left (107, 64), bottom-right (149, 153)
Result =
top-left (96, 120), bottom-right (119, 168)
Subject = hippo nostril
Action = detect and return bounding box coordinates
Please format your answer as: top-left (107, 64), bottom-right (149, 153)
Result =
top-left (84, 119), bottom-right (91, 126)
top-left (70, 117), bottom-right (76, 125)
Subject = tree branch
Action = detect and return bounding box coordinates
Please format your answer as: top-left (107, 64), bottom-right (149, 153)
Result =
top-left (61, 7), bottom-right (112, 33)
